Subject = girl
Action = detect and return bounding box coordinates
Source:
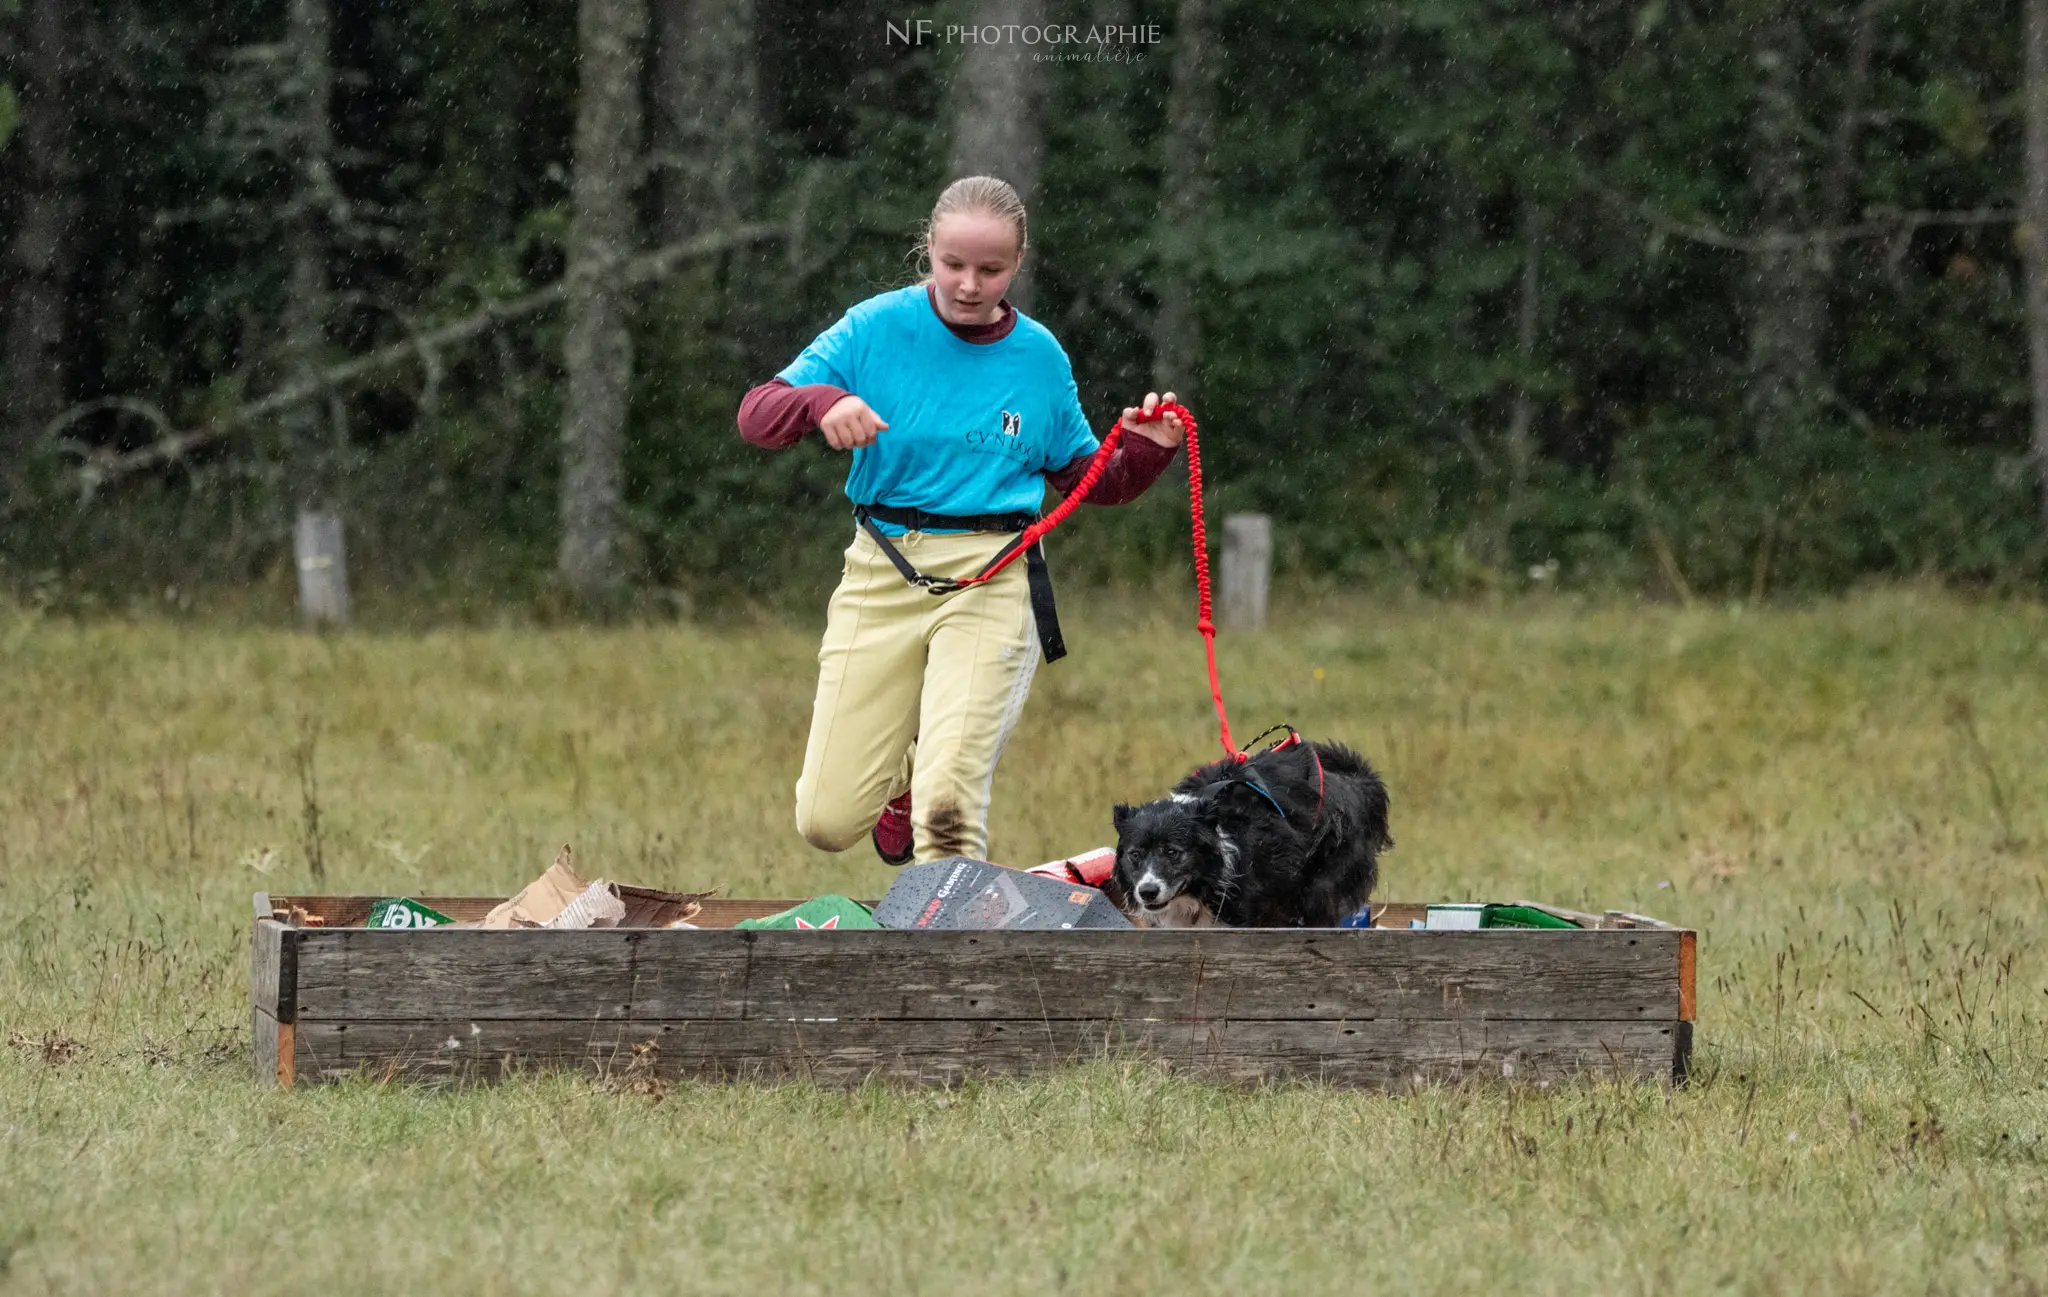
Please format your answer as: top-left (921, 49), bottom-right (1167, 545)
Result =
top-left (737, 175), bottom-right (1186, 867)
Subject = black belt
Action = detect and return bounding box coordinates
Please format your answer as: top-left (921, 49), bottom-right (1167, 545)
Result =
top-left (853, 503), bottom-right (1067, 663)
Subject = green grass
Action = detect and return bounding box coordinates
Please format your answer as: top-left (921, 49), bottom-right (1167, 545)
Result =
top-left (3, 587), bottom-right (2046, 1295)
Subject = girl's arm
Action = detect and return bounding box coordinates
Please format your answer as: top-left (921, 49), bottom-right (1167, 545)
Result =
top-left (1045, 431), bottom-right (1177, 504)
top-left (737, 377), bottom-right (851, 449)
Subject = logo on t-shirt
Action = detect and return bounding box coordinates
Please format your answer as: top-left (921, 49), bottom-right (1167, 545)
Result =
top-left (966, 407), bottom-right (1034, 463)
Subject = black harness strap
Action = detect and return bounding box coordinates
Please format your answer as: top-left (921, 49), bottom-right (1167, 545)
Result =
top-left (854, 504), bottom-right (1067, 663)
top-left (1022, 543), bottom-right (1066, 662)
top-left (1232, 724), bottom-right (1328, 839)
top-left (856, 504), bottom-right (1036, 534)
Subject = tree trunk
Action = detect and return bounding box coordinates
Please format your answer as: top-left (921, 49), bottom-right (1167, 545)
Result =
top-left (1, 0), bottom-right (81, 491)
top-left (281, 0), bottom-right (336, 507)
top-left (1743, 1), bottom-right (1821, 451)
top-left (1817, 0), bottom-right (1882, 267)
top-left (651, 0), bottom-right (757, 245)
top-left (947, 0), bottom-right (1047, 309)
top-left (1151, 0), bottom-right (1216, 401)
top-left (1504, 196), bottom-right (1544, 561)
top-left (2028, 0), bottom-right (2048, 531)
top-left (557, 0), bottom-right (648, 597)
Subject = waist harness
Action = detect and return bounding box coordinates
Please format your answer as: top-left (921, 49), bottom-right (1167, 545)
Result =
top-left (853, 503), bottom-right (1066, 663)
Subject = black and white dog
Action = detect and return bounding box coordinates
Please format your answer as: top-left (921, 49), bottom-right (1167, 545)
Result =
top-left (1110, 740), bottom-right (1392, 928)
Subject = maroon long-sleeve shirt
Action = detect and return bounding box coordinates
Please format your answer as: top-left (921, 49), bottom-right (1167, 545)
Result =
top-left (737, 284), bottom-right (1177, 505)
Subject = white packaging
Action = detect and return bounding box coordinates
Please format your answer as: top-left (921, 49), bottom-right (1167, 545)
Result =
top-left (543, 880), bottom-right (627, 930)
top-left (1424, 903), bottom-right (1485, 930)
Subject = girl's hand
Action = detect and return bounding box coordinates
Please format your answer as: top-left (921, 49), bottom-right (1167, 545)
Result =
top-left (820, 395), bottom-right (889, 450)
top-left (1119, 391), bottom-right (1185, 448)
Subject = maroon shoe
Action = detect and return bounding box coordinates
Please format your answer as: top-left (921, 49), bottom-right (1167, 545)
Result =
top-left (872, 790), bottom-right (914, 866)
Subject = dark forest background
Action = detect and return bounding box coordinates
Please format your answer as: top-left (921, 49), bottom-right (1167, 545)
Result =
top-left (3, 0), bottom-right (2046, 615)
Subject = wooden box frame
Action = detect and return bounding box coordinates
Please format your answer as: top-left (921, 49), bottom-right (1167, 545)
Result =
top-left (251, 893), bottom-right (1695, 1090)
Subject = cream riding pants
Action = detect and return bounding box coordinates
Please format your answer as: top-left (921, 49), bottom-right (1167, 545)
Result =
top-left (794, 527), bottom-right (1040, 864)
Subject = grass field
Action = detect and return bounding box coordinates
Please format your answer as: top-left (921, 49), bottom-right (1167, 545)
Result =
top-left (3, 587), bottom-right (2045, 1295)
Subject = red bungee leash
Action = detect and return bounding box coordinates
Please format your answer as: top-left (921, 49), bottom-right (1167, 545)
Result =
top-left (942, 399), bottom-right (1252, 762)
top-left (939, 397), bottom-right (1325, 821)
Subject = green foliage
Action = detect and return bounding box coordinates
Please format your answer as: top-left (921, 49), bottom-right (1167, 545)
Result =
top-left (2, 0), bottom-right (2043, 604)
top-left (0, 81), bottom-right (18, 154)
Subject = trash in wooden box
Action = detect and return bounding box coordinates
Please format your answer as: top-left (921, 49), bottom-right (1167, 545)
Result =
top-left (251, 888), bottom-right (1696, 1091)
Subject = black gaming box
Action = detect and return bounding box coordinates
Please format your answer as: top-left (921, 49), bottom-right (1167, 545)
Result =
top-left (874, 857), bottom-right (1133, 931)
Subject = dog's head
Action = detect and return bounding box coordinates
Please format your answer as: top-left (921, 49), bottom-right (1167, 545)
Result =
top-left (1110, 790), bottom-right (1237, 919)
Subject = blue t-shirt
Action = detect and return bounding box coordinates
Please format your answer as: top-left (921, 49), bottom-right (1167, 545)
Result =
top-left (777, 285), bottom-right (1099, 534)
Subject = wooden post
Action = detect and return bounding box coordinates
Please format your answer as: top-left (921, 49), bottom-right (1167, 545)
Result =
top-left (1219, 513), bottom-right (1271, 631)
top-left (294, 508), bottom-right (349, 626)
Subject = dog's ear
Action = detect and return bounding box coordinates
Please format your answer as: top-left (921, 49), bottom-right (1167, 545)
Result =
top-left (1111, 803), bottom-right (1133, 833)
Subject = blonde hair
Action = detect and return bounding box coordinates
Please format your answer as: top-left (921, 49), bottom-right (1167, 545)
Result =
top-left (917, 176), bottom-right (1028, 276)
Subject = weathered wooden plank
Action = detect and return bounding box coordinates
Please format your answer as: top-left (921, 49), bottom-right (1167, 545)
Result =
top-left (291, 1016), bottom-right (1685, 1090)
top-left (251, 919), bottom-right (279, 1016)
top-left (249, 918), bottom-right (299, 1022)
top-left (253, 1006), bottom-right (276, 1086)
top-left (293, 929), bottom-right (755, 1021)
top-left (291, 928), bottom-right (1683, 1023)
top-left (737, 930), bottom-right (1685, 1022)
top-left (252, 1006), bottom-right (295, 1088)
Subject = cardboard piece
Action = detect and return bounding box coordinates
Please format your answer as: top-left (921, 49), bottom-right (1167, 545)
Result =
top-left (615, 885), bottom-right (711, 929)
top-left (484, 845), bottom-right (712, 929)
top-left (874, 858), bottom-right (1132, 931)
top-left (484, 847), bottom-right (591, 929)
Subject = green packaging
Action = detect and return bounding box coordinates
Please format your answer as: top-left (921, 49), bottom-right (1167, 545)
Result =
top-left (366, 896), bottom-right (454, 929)
top-left (1480, 903), bottom-right (1580, 930)
top-left (734, 895), bottom-right (879, 931)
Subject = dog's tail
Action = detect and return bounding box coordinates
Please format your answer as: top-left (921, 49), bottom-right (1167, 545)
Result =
top-left (1313, 741), bottom-right (1394, 852)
